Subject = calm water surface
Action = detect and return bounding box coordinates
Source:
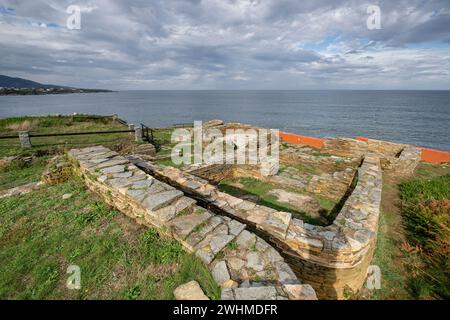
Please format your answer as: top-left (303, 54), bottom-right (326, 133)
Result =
top-left (0, 90), bottom-right (449, 151)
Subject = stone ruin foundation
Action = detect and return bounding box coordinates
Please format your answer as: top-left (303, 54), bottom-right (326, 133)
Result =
top-left (68, 146), bottom-right (317, 300)
top-left (66, 119), bottom-right (423, 300)
top-left (130, 154), bottom-right (382, 299)
top-left (127, 120), bottom-right (422, 299)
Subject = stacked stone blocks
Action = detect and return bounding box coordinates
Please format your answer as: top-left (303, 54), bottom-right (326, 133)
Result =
top-left (129, 153), bottom-right (383, 299)
top-left (68, 146), bottom-right (317, 300)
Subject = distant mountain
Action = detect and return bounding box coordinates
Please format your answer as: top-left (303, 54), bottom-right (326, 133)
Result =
top-left (0, 75), bottom-right (68, 89)
top-left (0, 75), bottom-right (112, 95)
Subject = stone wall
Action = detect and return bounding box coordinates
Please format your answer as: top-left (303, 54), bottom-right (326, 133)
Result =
top-left (381, 145), bottom-right (421, 177)
top-left (187, 164), bottom-right (235, 184)
top-left (306, 167), bottom-right (357, 201)
top-left (323, 138), bottom-right (369, 158)
top-left (129, 154), bottom-right (383, 299)
top-left (324, 137), bottom-right (405, 158)
top-left (324, 137), bottom-right (421, 177)
top-left (68, 146), bottom-right (317, 300)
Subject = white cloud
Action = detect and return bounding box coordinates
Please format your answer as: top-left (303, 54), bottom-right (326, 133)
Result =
top-left (0, 0), bottom-right (449, 89)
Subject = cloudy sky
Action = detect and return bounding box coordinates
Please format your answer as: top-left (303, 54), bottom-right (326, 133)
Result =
top-left (1, 0), bottom-right (449, 90)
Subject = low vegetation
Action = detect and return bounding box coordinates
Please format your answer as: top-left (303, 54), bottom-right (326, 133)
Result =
top-left (0, 115), bottom-right (135, 157)
top-left (370, 162), bottom-right (449, 300)
top-left (0, 177), bottom-right (220, 300)
top-left (399, 173), bottom-right (449, 299)
top-left (0, 156), bottom-right (49, 190)
top-left (0, 117), bottom-right (220, 300)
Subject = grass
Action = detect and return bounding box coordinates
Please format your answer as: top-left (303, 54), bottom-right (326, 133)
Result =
top-left (369, 163), bottom-right (450, 300)
top-left (370, 177), bottom-right (411, 300)
top-left (279, 162), bottom-right (317, 175)
top-left (414, 162), bottom-right (450, 180)
top-left (218, 177), bottom-right (325, 225)
top-left (398, 174), bottom-right (449, 299)
top-left (0, 115), bottom-right (135, 157)
top-left (152, 128), bottom-right (175, 146)
top-left (0, 156), bottom-right (49, 190)
top-left (226, 241), bottom-right (239, 251)
top-left (155, 152), bottom-right (195, 169)
top-left (315, 195), bottom-right (336, 212)
top-left (0, 177), bottom-right (220, 300)
top-left (154, 157), bottom-right (185, 168)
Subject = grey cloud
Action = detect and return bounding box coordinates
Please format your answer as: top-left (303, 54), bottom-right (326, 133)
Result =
top-left (0, 0), bottom-right (449, 89)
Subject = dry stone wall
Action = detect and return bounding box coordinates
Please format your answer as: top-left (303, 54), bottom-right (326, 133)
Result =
top-left (381, 145), bottom-right (421, 177)
top-left (129, 154), bottom-right (383, 299)
top-left (187, 164), bottom-right (235, 184)
top-left (323, 138), bottom-right (421, 177)
top-left (68, 146), bottom-right (317, 300)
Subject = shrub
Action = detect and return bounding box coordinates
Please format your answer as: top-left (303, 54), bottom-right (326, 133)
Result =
top-left (399, 174), bottom-right (450, 299)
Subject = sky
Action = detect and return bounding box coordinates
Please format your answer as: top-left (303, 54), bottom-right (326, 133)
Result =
top-left (0, 0), bottom-right (449, 90)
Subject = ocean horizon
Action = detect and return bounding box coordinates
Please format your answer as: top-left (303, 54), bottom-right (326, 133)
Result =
top-left (1, 89), bottom-right (449, 151)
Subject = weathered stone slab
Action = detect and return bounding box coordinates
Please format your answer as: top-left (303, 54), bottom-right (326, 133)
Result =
top-left (227, 219), bottom-right (246, 236)
top-left (174, 197), bottom-right (197, 214)
top-left (233, 287), bottom-right (278, 300)
top-left (95, 159), bottom-right (129, 169)
top-left (275, 262), bottom-right (299, 285)
top-left (130, 179), bottom-right (153, 189)
top-left (70, 146), bottom-right (315, 300)
top-left (147, 181), bottom-right (169, 194)
top-left (211, 261), bottom-right (231, 286)
top-left (210, 235), bottom-right (235, 254)
top-left (235, 230), bottom-right (257, 248)
top-left (195, 249), bottom-right (215, 265)
top-left (153, 197), bottom-right (196, 222)
top-left (0, 181), bottom-right (43, 199)
top-left (142, 190), bottom-right (183, 211)
top-left (185, 216), bottom-right (224, 249)
top-left (282, 284), bottom-right (318, 300)
top-left (126, 188), bottom-right (148, 203)
top-left (174, 281), bottom-right (209, 300)
top-left (100, 165), bottom-right (125, 174)
top-left (112, 171), bottom-right (133, 178)
top-left (107, 177), bottom-right (133, 189)
top-left (246, 252), bottom-right (264, 272)
top-left (168, 212), bottom-right (212, 240)
top-left (260, 210), bottom-right (292, 239)
top-left (221, 288), bottom-right (235, 300)
top-left (185, 180), bottom-right (202, 190)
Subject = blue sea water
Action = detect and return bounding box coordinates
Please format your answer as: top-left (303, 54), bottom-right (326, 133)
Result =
top-left (0, 90), bottom-right (449, 151)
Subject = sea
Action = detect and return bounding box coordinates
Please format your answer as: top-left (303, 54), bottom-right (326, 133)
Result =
top-left (0, 90), bottom-right (449, 151)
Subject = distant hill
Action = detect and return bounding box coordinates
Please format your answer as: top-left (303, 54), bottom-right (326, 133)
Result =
top-left (0, 75), bottom-right (112, 95)
top-left (0, 75), bottom-right (68, 89)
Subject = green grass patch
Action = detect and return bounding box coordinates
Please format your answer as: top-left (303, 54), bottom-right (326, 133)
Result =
top-left (315, 195), bottom-right (335, 211)
top-left (0, 177), bottom-right (220, 300)
top-left (0, 115), bottom-right (135, 157)
top-left (155, 158), bottom-right (185, 168)
top-left (152, 129), bottom-right (175, 146)
top-left (398, 174), bottom-right (449, 299)
top-left (0, 157), bottom-right (49, 190)
top-left (414, 162), bottom-right (450, 180)
top-left (226, 241), bottom-right (238, 251)
top-left (284, 162), bottom-right (317, 175)
top-left (371, 206), bottom-right (411, 300)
